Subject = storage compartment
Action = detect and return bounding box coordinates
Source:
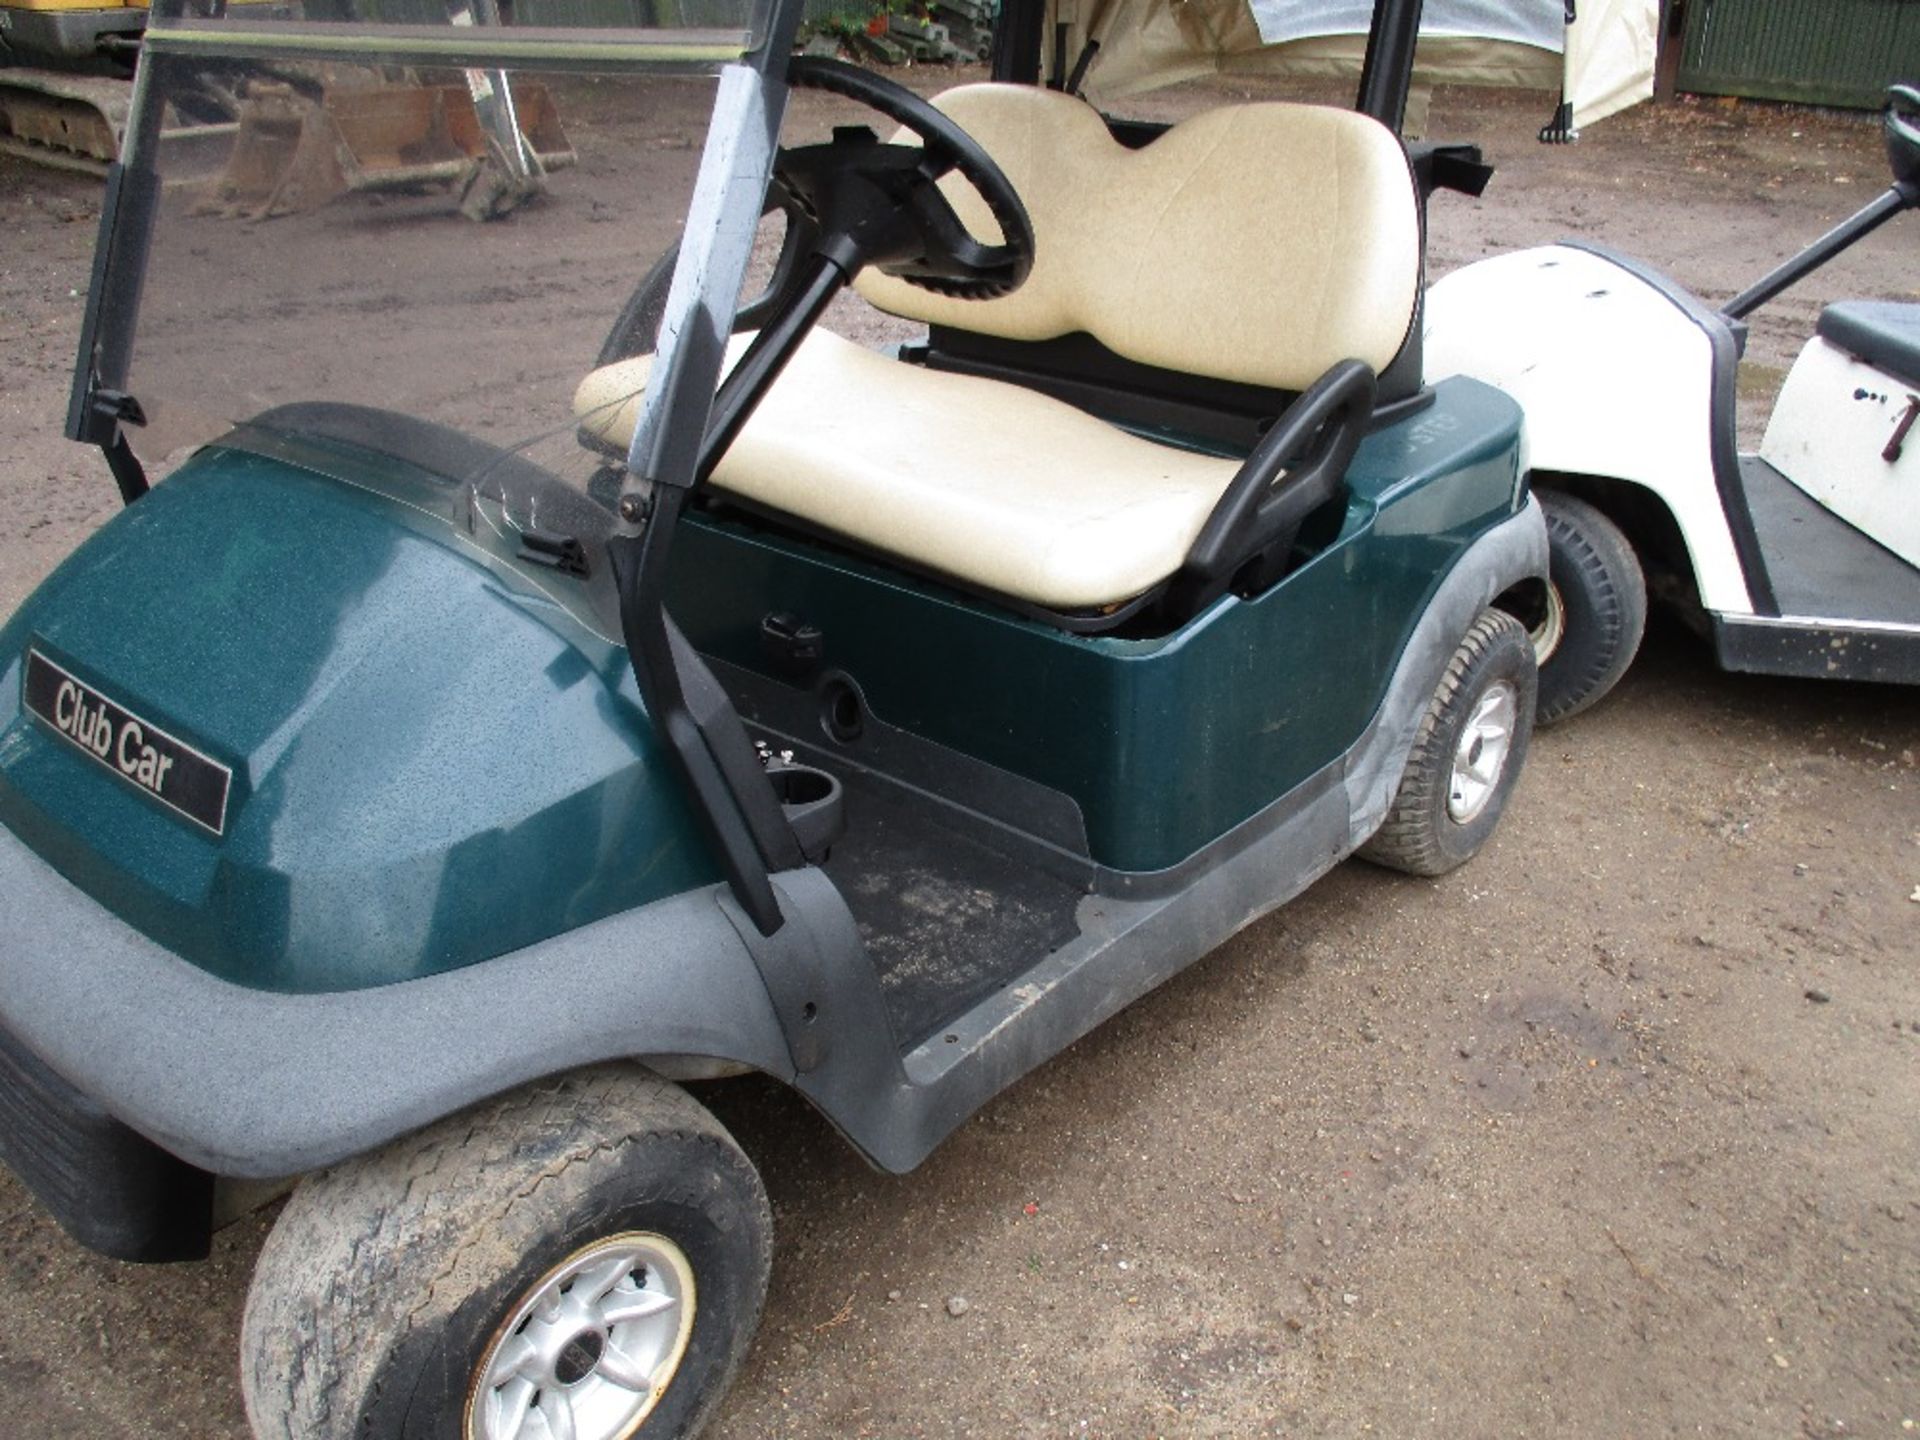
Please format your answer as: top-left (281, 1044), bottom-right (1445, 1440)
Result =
top-left (1760, 334), bottom-right (1920, 570)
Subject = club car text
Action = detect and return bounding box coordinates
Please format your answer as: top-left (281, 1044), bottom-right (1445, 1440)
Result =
top-left (23, 649), bottom-right (231, 835)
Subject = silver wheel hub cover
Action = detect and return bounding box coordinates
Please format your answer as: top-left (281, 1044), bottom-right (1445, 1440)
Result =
top-left (1448, 681), bottom-right (1518, 824)
top-left (468, 1231), bottom-right (697, 1440)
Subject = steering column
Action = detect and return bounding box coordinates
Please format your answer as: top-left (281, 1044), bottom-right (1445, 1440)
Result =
top-left (697, 56), bottom-right (1035, 479)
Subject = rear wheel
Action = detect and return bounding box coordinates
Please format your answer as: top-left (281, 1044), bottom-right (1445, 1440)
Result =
top-left (240, 1067), bottom-right (772, 1440)
top-left (1533, 490), bottom-right (1647, 725)
top-left (1360, 608), bottom-right (1536, 877)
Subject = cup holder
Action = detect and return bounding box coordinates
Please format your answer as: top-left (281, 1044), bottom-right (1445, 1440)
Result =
top-left (766, 761), bottom-right (844, 862)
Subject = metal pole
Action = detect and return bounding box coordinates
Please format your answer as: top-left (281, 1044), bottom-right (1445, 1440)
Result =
top-left (1722, 184), bottom-right (1915, 321)
top-left (1356, 0), bottom-right (1425, 132)
top-left (992, 0), bottom-right (1046, 84)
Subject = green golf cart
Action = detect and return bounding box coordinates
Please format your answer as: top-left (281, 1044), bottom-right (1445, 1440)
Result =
top-left (0, 0), bottom-right (1547, 1432)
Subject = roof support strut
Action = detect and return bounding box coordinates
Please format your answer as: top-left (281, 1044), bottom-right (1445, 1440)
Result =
top-left (992, 0), bottom-right (1046, 85)
top-left (1356, 0), bottom-right (1426, 133)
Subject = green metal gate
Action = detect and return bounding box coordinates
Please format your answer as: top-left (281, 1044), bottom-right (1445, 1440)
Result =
top-left (1677, 0), bottom-right (1920, 109)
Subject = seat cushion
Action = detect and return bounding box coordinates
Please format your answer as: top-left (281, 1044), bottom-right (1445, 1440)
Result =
top-left (1817, 301), bottom-right (1920, 388)
top-left (853, 85), bottom-right (1421, 393)
top-left (575, 330), bottom-right (1239, 611)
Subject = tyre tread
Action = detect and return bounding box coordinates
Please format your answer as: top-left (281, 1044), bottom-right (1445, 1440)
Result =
top-left (1360, 608), bottom-right (1534, 877)
top-left (241, 1067), bottom-right (769, 1440)
top-left (1535, 491), bottom-right (1648, 725)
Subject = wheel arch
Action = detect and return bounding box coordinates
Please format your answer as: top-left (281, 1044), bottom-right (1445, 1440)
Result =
top-left (1347, 497), bottom-right (1548, 847)
top-left (1530, 470), bottom-right (1700, 612)
top-left (1427, 245), bottom-right (1756, 615)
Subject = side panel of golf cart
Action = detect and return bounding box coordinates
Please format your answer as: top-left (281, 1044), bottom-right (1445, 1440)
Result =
top-left (1426, 243), bottom-right (1759, 616)
top-left (1761, 334), bottom-right (1920, 570)
top-left (661, 376), bottom-right (1543, 1174)
top-left (0, 374), bottom-right (1536, 1216)
top-left (668, 377), bottom-right (1531, 875)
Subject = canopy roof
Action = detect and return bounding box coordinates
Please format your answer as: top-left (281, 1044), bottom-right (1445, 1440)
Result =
top-left (1045, 0), bottom-right (1657, 130)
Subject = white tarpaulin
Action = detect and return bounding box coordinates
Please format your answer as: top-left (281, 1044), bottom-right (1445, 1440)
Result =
top-left (1563, 0), bottom-right (1660, 131)
top-left (1048, 0), bottom-right (1656, 132)
top-left (1252, 0), bottom-right (1562, 52)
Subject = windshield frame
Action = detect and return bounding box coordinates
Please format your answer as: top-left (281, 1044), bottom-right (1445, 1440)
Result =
top-left (64, 0), bottom-right (794, 474)
top-left (65, 0), bottom-right (811, 935)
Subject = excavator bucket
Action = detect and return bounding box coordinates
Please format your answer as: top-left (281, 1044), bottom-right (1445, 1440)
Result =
top-left (205, 75), bottom-right (575, 221)
top-left (201, 84), bottom-right (349, 218)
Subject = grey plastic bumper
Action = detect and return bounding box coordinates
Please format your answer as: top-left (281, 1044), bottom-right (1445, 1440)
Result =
top-left (0, 830), bottom-right (798, 1178)
top-left (1346, 492), bottom-right (1547, 840)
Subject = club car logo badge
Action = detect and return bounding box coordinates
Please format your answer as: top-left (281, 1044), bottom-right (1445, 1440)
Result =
top-left (23, 649), bottom-right (232, 837)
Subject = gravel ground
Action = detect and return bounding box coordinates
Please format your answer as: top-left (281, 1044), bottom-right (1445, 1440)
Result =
top-left (0, 65), bottom-right (1916, 1439)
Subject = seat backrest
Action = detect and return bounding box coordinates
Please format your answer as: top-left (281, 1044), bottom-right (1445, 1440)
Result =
top-left (854, 85), bottom-right (1422, 394)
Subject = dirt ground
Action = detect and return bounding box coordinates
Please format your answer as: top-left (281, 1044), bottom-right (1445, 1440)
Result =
top-left (1, 63), bottom-right (1917, 1439)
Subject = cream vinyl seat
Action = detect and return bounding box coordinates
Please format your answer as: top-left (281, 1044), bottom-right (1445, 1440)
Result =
top-left (580, 330), bottom-right (1243, 608)
top-left (575, 84), bottom-right (1421, 613)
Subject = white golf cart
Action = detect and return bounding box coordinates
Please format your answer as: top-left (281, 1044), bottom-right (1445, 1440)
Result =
top-left (1425, 79), bottom-right (1920, 718)
top-left (1177, 0), bottom-right (1920, 717)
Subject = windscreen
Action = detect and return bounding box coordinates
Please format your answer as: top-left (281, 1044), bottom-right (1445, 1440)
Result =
top-left (114, 39), bottom-right (782, 637)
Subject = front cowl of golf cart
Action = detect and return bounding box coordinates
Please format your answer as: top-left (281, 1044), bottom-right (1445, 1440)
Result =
top-left (0, 0), bottom-right (877, 1271)
top-left (0, 431), bottom-right (725, 996)
top-left (0, 418), bottom-right (835, 1260)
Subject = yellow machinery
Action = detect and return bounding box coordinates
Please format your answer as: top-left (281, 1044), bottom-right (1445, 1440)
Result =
top-left (0, 0), bottom-right (149, 170)
top-left (0, 0), bottom-right (573, 218)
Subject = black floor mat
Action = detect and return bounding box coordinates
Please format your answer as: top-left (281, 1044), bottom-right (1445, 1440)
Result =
top-left (821, 770), bottom-right (1086, 1051)
top-left (1740, 456), bottom-right (1920, 626)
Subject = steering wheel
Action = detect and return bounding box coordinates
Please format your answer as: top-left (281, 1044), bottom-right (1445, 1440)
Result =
top-left (1887, 85), bottom-right (1920, 195)
top-left (780, 55), bottom-right (1034, 300)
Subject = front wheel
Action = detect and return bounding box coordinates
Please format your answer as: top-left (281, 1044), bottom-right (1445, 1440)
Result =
top-left (1533, 489), bottom-right (1647, 725)
top-left (240, 1067), bottom-right (773, 1440)
top-left (1360, 608), bottom-right (1536, 877)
